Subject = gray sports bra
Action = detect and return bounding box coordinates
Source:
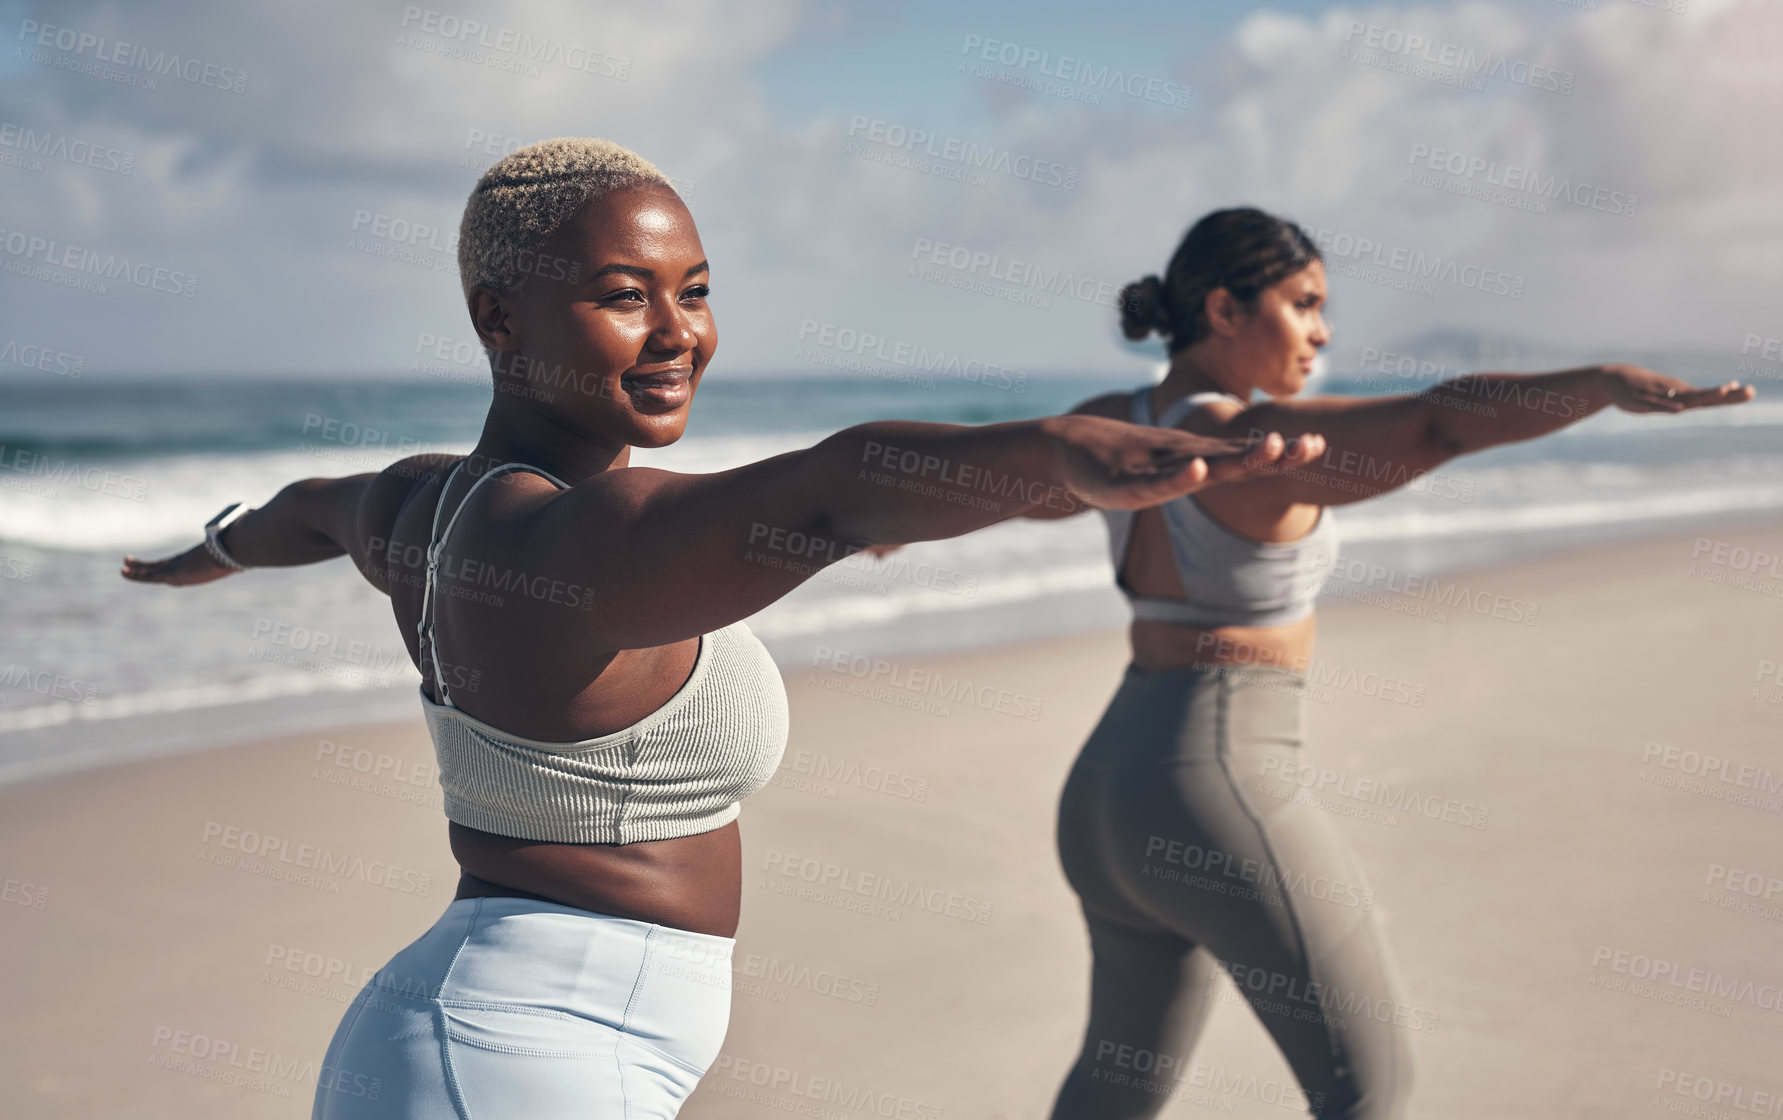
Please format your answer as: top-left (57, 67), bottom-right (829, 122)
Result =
top-left (415, 460), bottom-right (790, 845)
top-left (1099, 385), bottom-right (1339, 628)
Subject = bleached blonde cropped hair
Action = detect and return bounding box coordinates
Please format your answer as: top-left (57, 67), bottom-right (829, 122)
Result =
top-left (456, 136), bottom-right (670, 301)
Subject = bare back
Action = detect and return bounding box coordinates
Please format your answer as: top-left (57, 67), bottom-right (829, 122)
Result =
top-left (365, 455), bottom-right (742, 937)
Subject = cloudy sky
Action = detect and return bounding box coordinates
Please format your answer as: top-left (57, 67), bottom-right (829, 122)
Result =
top-left (1, 0), bottom-right (1777, 378)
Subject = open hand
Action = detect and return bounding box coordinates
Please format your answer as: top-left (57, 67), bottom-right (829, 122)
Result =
top-left (120, 542), bottom-right (237, 587)
top-left (1605, 365), bottom-right (1755, 414)
top-left (1042, 414), bottom-right (1326, 512)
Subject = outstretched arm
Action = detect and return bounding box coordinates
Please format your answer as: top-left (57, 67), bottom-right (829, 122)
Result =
top-left (1189, 364), bottom-right (1753, 508)
top-left (119, 460), bottom-right (429, 591)
top-left (524, 414), bottom-right (1320, 649)
top-left (1013, 390), bottom-right (1326, 520)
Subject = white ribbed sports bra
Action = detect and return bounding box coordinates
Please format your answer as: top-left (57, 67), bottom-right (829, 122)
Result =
top-left (1099, 386), bottom-right (1339, 628)
top-left (415, 460), bottom-right (790, 845)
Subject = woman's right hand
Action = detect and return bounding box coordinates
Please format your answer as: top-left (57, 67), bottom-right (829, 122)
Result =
top-left (120, 542), bottom-right (238, 587)
top-left (1040, 414), bottom-right (1324, 511)
top-left (1604, 364), bottom-right (1755, 413)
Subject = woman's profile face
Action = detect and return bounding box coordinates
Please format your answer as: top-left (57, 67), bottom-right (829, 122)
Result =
top-left (1232, 259), bottom-right (1329, 400)
top-left (473, 183), bottom-right (714, 449)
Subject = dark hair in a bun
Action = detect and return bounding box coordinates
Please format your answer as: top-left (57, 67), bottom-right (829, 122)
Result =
top-left (1118, 274), bottom-right (1168, 341)
top-left (1120, 207), bottom-right (1322, 352)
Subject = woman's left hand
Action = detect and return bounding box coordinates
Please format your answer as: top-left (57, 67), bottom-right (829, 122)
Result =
top-left (1604, 364), bottom-right (1756, 413)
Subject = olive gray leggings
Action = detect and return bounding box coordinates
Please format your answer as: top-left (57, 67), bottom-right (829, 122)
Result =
top-left (1051, 664), bottom-right (1414, 1119)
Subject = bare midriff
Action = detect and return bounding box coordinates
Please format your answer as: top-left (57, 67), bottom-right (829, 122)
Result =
top-left (394, 463), bottom-right (749, 940)
top-left (448, 820), bottom-right (744, 938)
top-left (1129, 612), bottom-right (1317, 674)
top-left (1120, 478), bottom-right (1323, 675)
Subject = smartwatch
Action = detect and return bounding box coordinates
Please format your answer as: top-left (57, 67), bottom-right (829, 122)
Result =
top-left (203, 502), bottom-right (254, 571)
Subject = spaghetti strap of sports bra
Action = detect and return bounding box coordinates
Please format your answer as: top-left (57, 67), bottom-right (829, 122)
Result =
top-left (1132, 384), bottom-right (1247, 430)
top-left (416, 459), bottom-right (572, 708)
top-left (1104, 383), bottom-right (1338, 628)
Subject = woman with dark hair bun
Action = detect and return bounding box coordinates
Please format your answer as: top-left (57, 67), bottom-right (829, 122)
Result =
top-left (1041, 206), bottom-right (1753, 1119)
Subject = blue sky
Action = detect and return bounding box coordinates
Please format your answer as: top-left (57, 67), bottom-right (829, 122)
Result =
top-left (0, 0), bottom-right (1775, 378)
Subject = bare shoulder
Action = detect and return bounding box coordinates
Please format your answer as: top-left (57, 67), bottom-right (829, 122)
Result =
top-left (1186, 392), bottom-right (1385, 438)
top-left (366, 453), bottom-right (457, 525)
top-left (1177, 395), bottom-right (1246, 433)
top-left (346, 454), bottom-right (460, 593)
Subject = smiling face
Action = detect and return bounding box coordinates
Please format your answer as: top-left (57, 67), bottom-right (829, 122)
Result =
top-left (1229, 258), bottom-right (1330, 400)
top-left (468, 183), bottom-right (713, 449)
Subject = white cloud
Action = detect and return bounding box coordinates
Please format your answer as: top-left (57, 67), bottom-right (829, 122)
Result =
top-left (1, 0), bottom-right (1776, 376)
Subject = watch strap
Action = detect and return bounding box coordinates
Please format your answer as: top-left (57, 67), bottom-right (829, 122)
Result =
top-left (203, 502), bottom-right (253, 571)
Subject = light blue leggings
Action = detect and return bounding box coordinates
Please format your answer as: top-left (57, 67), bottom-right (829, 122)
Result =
top-left (311, 895), bottom-right (735, 1119)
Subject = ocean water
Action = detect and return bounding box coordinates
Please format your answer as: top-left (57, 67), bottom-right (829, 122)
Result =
top-left (2, 364), bottom-right (1780, 784)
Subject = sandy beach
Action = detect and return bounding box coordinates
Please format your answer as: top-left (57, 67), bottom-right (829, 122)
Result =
top-left (3, 520), bottom-right (1780, 1119)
